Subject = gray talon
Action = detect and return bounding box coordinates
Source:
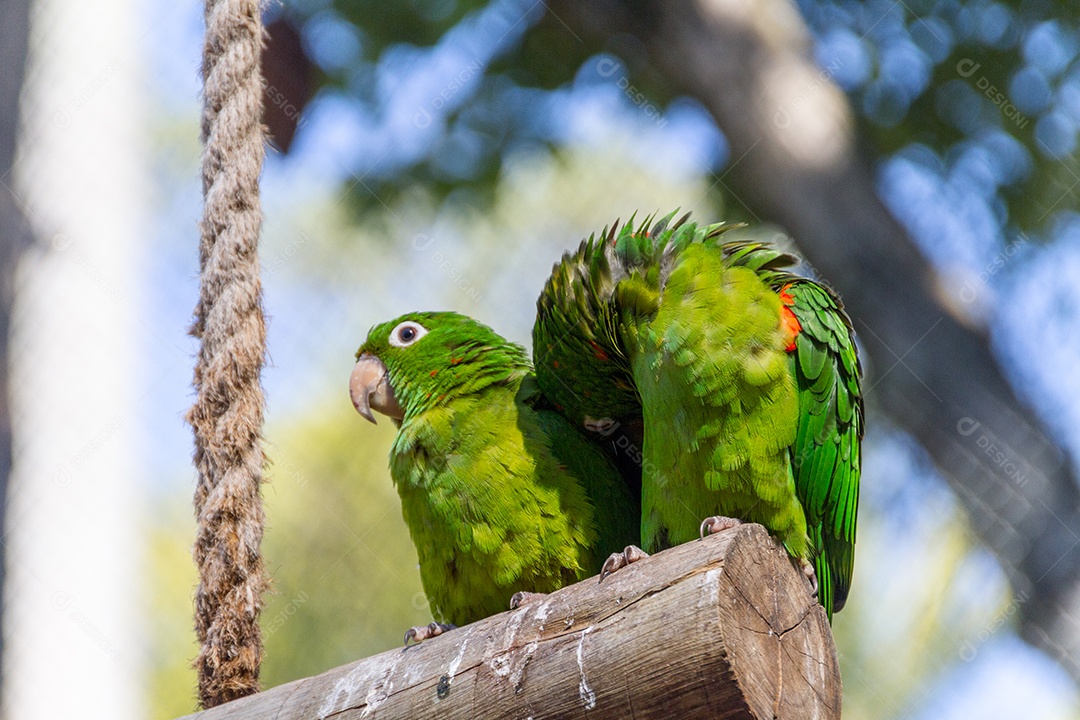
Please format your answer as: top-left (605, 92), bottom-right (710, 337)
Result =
top-left (600, 545), bottom-right (649, 582)
top-left (404, 621), bottom-right (456, 646)
top-left (800, 559), bottom-right (819, 597)
top-left (699, 515), bottom-right (743, 539)
top-left (510, 591), bottom-right (546, 610)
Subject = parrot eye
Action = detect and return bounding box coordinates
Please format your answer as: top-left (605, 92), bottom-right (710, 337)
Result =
top-left (389, 321), bottom-right (428, 348)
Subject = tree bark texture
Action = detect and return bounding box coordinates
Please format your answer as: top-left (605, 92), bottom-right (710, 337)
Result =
top-left (177, 525), bottom-right (840, 720)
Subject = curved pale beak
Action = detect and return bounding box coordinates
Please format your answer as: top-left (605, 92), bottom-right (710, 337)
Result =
top-left (350, 354), bottom-right (404, 424)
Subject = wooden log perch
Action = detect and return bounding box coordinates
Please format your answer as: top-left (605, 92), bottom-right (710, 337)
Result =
top-left (178, 524), bottom-right (841, 719)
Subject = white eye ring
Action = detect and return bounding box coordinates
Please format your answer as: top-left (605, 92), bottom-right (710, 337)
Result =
top-left (389, 321), bottom-right (428, 348)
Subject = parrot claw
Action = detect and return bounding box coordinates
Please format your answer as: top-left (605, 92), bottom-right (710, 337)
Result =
top-left (403, 621), bottom-right (456, 646)
top-left (599, 545), bottom-right (649, 582)
top-left (699, 515), bottom-right (743, 538)
top-left (509, 591), bottom-right (547, 610)
top-left (798, 558), bottom-right (819, 597)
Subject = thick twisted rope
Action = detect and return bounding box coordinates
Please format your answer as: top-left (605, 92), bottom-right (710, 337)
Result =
top-left (188, 0), bottom-right (268, 708)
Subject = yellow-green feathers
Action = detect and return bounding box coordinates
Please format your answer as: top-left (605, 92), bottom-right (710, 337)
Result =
top-left (355, 312), bottom-right (638, 625)
top-left (633, 247), bottom-right (807, 557)
top-left (533, 213), bottom-right (863, 619)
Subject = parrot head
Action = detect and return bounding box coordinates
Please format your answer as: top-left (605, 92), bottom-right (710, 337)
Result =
top-left (351, 311), bottom-right (530, 425)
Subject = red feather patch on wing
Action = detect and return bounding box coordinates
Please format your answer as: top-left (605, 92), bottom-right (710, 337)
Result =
top-left (779, 283), bottom-right (802, 352)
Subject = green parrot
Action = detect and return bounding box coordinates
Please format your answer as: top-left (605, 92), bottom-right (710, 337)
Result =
top-left (349, 311), bottom-right (639, 640)
top-left (533, 212), bottom-right (863, 619)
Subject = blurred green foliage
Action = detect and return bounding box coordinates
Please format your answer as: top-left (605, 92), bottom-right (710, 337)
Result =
top-left (260, 401), bottom-right (430, 686)
top-left (147, 501), bottom-right (199, 719)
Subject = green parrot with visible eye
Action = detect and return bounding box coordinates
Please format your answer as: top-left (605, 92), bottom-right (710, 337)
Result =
top-left (350, 311), bottom-right (639, 639)
top-left (533, 212), bottom-right (863, 619)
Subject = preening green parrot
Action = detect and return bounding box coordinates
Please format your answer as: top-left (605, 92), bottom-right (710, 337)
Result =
top-left (533, 212), bottom-right (863, 618)
top-left (350, 311), bottom-right (639, 639)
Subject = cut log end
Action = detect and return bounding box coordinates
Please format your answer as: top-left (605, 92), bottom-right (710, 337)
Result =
top-left (178, 524), bottom-right (841, 720)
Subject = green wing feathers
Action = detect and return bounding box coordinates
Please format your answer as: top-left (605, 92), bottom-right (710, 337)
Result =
top-left (726, 241), bottom-right (863, 616)
top-left (785, 280), bottom-right (863, 615)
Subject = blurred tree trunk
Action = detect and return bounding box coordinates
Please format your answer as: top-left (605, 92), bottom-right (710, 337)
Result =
top-left (547, 0), bottom-right (1080, 682)
top-left (0, 0), bottom-right (33, 692)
